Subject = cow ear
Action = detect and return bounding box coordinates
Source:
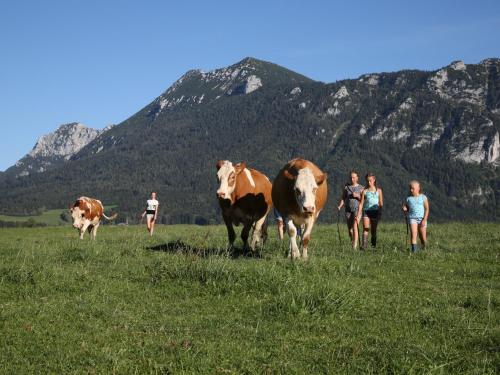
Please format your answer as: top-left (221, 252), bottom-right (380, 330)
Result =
top-left (234, 162), bottom-right (246, 174)
top-left (283, 169), bottom-right (297, 180)
top-left (315, 173), bottom-right (327, 185)
top-left (216, 160), bottom-right (224, 171)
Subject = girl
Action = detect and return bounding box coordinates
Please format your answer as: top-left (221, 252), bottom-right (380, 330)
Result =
top-left (356, 173), bottom-right (383, 249)
top-left (141, 191), bottom-right (159, 236)
top-left (402, 180), bottom-right (429, 252)
top-left (337, 170), bottom-right (364, 249)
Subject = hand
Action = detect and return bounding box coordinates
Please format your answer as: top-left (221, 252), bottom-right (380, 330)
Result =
top-left (402, 205), bottom-right (407, 212)
top-left (352, 192), bottom-right (360, 199)
top-left (421, 218), bottom-right (427, 227)
top-left (337, 206), bottom-right (341, 211)
top-left (141, 212), bottom-right (145, 218)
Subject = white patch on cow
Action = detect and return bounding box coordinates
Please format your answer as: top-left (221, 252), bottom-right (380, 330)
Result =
top-left (243, 168), bottom-right (256, 187)
top-left (216, 161), bottom-right (236, 200)
top-left (294, 168), bottom-right (318, 214)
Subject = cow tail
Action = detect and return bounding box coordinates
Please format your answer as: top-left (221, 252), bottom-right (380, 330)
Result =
top-left (103, 213), bottom-right (118, 221)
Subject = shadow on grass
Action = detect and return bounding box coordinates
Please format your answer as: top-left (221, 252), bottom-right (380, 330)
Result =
top-left (146, 240), bottom-right (261, 259)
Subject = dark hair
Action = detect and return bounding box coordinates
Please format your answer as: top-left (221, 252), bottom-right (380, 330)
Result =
top-left (346, 170), bottom-right (359, 185)
top-left (365, 173), bottom-right (377, 188)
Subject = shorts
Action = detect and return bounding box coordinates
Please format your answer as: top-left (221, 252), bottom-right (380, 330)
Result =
top-left (146, 210), bottom-right (156, 221)
top-left (363, 210), bottom-right (379, 220)
top-left (409, 217), bottom-right (427, 228)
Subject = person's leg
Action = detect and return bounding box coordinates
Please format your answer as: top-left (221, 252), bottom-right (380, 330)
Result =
top-left (410, 222), bottom-right (418, 252)
top-left (277, 219), bottom-right (284, 240)
top-left (418, 223), bottom-right (427, 249)
top-left (348, 215), bottom-right (358, 249)
top-left (370, 218), bottom-right (378, 248)
top-left (362, 216), bottom-right (370, 249)
top-left (150, 218), bottom-right (155, 236)
top-left (146, 216), bottom-right (152, 234)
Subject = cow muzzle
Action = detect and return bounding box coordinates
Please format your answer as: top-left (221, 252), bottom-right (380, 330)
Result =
top-left (302, 205), bottom-right (315, 215)
top-left (217, 191), bottom-right (227, 199)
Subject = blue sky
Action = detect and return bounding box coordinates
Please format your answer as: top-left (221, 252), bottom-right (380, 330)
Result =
top-left (1, 0), bottom-right (499, 171)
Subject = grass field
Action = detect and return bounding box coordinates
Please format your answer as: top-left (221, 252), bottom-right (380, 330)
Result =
top-left (0, 209), bottom-right (67, 226)
top-left (0, 206), bottom-right (117, 226)
top-left (0, 223), bottom-right (498, 373)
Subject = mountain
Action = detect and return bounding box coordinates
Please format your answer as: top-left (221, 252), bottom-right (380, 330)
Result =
top-left (0, 57), bottom-right (499, 222)
top-left (3, 123), bottom-right (113, 178)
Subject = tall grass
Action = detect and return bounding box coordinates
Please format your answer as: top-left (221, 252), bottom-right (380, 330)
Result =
top-left (0, 223), bottom-right (498, 373)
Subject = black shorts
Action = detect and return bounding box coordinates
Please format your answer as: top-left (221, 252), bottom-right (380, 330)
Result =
top-left (363, 210), bottom-right (379, 220)
top-left (146, 210), bottom-right (156, 215)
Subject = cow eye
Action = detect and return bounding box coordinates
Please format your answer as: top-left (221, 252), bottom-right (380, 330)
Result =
top-left (294, 188), bottom-right (300, 196)
top-left (81, 213), bottom-right (85, 217)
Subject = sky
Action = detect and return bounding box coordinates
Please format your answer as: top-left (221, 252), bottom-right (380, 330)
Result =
top-left (1, 0), bottom-right (499, 171)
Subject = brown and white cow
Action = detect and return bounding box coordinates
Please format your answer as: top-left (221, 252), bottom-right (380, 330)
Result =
top-left (272, 158), bottom-right (327, 260)
top-left (216, 160), bottom-right (272, 252)
top-left (70, 196), bottom-right (117, 239)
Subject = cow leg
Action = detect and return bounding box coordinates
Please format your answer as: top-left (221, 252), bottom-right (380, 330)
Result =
top-left (301, 216), bottom-right (315, 260)
top-left (287, 219), bottom-right (300, 259)
top-left (223, 216), bottom-right (236, 249)
top-left (250, 215), bottom-right (267, 251)
top-left (80, 221), bottom-right (91, 239)
top-left (91, 223), bottom-right (99, 240)
top-left (241, 223), bottom-right (252, 252)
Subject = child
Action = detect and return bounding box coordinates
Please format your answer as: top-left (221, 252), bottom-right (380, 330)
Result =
top-left (356, 173), bottom-right (383, 249)
top-left (402, 180), bottom-right (429, 252)
top-left (337, 170), bottom-right (364, 249)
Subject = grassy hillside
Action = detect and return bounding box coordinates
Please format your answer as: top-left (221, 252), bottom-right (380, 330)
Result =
top-left (0, 224), bottom-right (498, 373)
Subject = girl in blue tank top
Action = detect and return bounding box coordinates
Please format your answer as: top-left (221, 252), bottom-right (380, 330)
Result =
top-left (402, 180), bottom-right (430, 252)
top-left (356, 173), bottom-right (384, 249)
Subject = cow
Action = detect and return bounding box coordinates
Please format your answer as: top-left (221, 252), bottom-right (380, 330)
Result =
top-left (272, 158), bottom-right (327, 260)
top-left (216, 160), bottom-right (273, 252)
top-left (70, 196), bottom-right (117, 239)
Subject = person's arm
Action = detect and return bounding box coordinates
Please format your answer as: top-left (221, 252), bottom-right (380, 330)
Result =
top-left (356, 190), bottom-right (365, 221)
top-left (154, 204), bottom-right (159, 221)
top-left (422, 197), bottom-right (429, 225)
top-left (337, 188), bottom-right (347, 210)
top-left (377, 188), bottom-right (383, 219)
top-left (402, 200), bottom-right (408, 213)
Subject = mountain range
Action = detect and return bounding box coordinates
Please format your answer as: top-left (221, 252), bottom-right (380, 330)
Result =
top-left (1, 57), bottom-right (499, 222)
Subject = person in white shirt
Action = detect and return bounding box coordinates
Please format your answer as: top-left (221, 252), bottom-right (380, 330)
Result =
top-left (141, 192), bottom-right (159, 236)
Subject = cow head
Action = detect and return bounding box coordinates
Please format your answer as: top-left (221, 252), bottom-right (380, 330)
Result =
top-left (69, 200), bottom-right (89, 229)
top-left (284, 167), bottom-right (326, 215)
top-left (216, 160), bottom-right (246, 201)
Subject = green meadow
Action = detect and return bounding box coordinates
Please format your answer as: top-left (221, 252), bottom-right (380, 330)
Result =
top-left (0, 209), bottom-right (67, 226)
top-left (0, 223), bottom-right (498, 374)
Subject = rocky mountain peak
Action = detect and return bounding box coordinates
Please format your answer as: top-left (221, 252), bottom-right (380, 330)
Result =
top-left (151, 57), bottom-right (313, 117)
top-left (7, 122), bottom-right (110, 177)
top-left (28, 122), bottom-right (102, 159)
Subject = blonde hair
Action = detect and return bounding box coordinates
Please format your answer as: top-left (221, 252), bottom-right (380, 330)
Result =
top-left (409, 180), bottom-right (421, 193)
